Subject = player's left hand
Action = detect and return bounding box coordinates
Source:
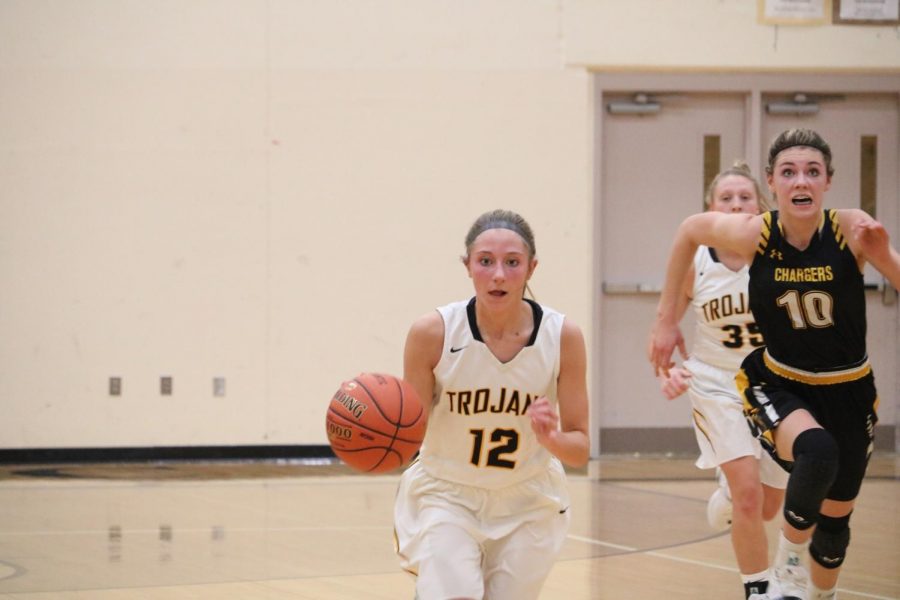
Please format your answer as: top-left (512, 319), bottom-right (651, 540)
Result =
top-left (526, 396), bottom-right (559, 443)
top-left (852, 217), bottom-right (890, 261)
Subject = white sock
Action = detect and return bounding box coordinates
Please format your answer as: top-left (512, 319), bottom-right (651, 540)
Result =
top-left (808, 582), bottom-right (837, 599)
top-left (740, 568), bottom-right (771, 584)
top-left (741, 569), bottom-right (771, 598)
top-left (775, 530), bottom-right (809, 567)
top-left (741, 568), bottom-right (771, 597)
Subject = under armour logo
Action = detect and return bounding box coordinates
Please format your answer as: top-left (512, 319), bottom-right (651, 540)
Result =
top-left (769, 249), bottom-right (783, 261)
top-left (786, 509), bottom-right (808, 525)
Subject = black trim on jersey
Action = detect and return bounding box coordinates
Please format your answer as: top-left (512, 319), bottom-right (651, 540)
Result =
top-left (708, 247), bottom-right (720, 263)
top-left (467, 296), bottom-right (479, 337)
top-left (525, 298), bottom-right (543, 345)
top-left (465, 296), bottom-right (543, 347)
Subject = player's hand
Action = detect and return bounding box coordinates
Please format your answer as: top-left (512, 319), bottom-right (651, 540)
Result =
top-left (648, 319), bottom-right (687, 378)
top-left (659, 367), bottom-right (691, 400)
top-left (852, 217), bottom-right (891, 262)
top-left (526, 396), bottom-right (559, 444)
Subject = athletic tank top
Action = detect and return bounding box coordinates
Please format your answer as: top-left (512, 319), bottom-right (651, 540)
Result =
top-left (749, 209), bottom-right (867, 372)
top-left (418, 297), bottom-right (563, 489)
top-left (690, 246), bottom-right (763, 371)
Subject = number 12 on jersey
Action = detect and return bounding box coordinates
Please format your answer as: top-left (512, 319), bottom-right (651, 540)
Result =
top-left (469, 428), bottom-right (519, 469)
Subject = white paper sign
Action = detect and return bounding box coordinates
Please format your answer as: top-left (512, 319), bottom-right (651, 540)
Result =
top-left (840, 0), bottom-right (899, 20)
top-left (764, 0), bottom-right (827, 19)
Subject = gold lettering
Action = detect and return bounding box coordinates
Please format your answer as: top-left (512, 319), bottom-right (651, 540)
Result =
top-left (773, 266), bottom-right (836, 283)
top-left (491, 388), bottom-right (506, 413)
top-left (709, 298), bottom-right (721, 320)
top-left (458, 391), bottom-right (472, 415)
top-left (522, 395), bottom-right (535, 413)
top-left (721, 295), bottom-right (734, 317)
top-left (327, 421), bottom-right (352, 441)
top-left (444, 388), bottom-right (542, 416)
top-left (505, 390), bottom-right (520, 415)
top-left (473, 389), bottom-right (490, 414)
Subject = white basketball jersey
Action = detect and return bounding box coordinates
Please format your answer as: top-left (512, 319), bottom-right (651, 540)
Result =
top-left (418, 298), bottom-right (563, 489)
top-left (690, 246), bottom-right (762, 370)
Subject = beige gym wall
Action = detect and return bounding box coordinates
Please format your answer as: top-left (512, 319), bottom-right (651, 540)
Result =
top-left (1, 0), bottom-right (897, 449)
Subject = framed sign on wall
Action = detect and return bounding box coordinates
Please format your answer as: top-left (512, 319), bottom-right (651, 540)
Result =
top-left (833, 0), bottom-right (900, 24)
top-left (758, 0), bottom-right (829, 25)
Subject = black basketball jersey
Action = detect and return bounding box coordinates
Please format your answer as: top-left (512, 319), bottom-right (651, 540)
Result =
top-left (748, 209), bottom-right (867, 372)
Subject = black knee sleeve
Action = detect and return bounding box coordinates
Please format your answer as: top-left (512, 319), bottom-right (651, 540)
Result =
top-left (811, 513), bottom-right (851, 569)
top-left (783, 429), bottom-right (839, 530)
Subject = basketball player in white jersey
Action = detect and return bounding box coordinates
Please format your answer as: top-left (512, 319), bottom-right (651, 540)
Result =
top-left (655, 163), bottom-right (790, 600)
top-left (394, 209), bottom-right (590, 600)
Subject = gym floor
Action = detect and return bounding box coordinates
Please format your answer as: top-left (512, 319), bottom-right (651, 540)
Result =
top-left (0, 454), bottom-right (897, 599)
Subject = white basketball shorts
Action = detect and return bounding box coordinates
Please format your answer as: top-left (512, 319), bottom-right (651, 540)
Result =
top-left (394, 458), bottom-right (570, 600)
top-left (684, 357), bottom-right (788, 489)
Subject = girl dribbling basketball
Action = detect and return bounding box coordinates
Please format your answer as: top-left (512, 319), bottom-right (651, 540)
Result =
top-left (393, 209), bottom-right (590, 600)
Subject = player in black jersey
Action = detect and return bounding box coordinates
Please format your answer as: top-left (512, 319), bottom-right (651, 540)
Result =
top-left (649, 129), bottom-right (900, 600)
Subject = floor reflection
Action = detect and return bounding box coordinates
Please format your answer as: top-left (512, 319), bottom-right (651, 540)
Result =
top-left (0, 458), bottom-right (895, 599)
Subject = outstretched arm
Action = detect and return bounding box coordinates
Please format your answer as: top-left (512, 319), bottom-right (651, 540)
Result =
top-left (655, 264), bottom-right (695, 398)
top-left (648, 212), bottom-right (759, 377)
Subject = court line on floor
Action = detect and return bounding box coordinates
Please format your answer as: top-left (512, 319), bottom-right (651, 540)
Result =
top-left (1, 525), bottom-right (893, 599)
top-left (567, 534), bottom-right (896, 600)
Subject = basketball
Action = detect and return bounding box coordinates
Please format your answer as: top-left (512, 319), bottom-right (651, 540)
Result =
top-left (325, 372), bottom-right (426, 474)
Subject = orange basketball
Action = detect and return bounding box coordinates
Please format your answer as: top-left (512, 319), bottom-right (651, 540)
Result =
top-left (325, 372), bottom-right (426, 474)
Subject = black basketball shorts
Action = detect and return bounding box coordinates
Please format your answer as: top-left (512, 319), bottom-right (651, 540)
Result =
top-left (736, 347), bottom-right (878, 502)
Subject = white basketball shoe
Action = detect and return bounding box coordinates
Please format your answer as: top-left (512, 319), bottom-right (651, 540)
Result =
top-left (706, 467), bottom-right (733, 531)
top-left (774, 562), bottom-right (809, 600)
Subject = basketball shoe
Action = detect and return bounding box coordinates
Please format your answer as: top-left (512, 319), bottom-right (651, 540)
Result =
top-left (706, 467), bottom-right (732, 531)
top-left (747, 581), bottom-right (784, 600)
top-left (773, 562), bottom-right (809, 600)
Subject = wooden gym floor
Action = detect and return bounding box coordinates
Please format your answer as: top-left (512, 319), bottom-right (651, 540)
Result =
top-left (0, 454), bottom-right (897, 600)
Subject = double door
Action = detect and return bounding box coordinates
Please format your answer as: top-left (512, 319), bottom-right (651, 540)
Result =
top-left (594, 74), bottom-right (899, 454)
